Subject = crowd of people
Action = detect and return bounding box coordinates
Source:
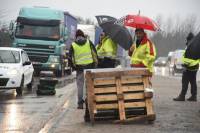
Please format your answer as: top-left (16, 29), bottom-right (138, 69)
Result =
top-left (69, 28), bottom-right (199, 109)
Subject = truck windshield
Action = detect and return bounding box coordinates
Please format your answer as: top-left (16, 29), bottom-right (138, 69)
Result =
top-left (15, 24), bottom-right (60, 41)
top-left (0, 50), bottom-right (20, 63)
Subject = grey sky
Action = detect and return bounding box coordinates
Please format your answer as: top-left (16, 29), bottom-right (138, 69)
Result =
top-left (0, 0), bottom-right (200, 24)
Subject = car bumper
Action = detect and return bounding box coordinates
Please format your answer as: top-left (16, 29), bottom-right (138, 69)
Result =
top-left (0, 75), bottom-right (22, 89)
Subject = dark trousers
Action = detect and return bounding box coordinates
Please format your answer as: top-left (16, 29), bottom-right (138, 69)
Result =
top-left (180, 69), bottom-right (198, 96)
top-left (98, 57), bottom-right (116, 68)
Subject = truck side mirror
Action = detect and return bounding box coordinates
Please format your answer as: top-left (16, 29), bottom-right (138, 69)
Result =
top-left (64, 27), bottom-right (68, 36)
top-left (63, 28), bottom-right (68, 41)
top-left (59, 38), bottom-right (64, 43)
top-left (9, 21), bottom-right (14, 31)
top-left (9, 21), bottom-right (15, 39)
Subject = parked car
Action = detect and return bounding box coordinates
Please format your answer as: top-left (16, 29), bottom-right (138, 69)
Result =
top-left (171, 49), bottom-right (185, 75)
top-left (0, 47), bottom-right (34, 95)
top-left (154, 57), bottom-right (168, 67)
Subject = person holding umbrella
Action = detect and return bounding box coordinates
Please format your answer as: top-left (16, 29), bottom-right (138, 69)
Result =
top-left (129, 28), bottom-right (156, 73)
top-left (96, 31), bottom-right (118, 68)
top-left (173, 32), bottom-right (199, 101)
top-left (69, 29), bottom-right (98, 109)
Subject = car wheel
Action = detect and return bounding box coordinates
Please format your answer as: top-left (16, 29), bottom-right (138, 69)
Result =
top-left (16, 75), bottom-right (24, 95)
top-left (27, 76), bottom-right (33, 90)
top-left (66, 68), bottom-right (72, 75)
top-left (55, 67), bottom-right (64, 77)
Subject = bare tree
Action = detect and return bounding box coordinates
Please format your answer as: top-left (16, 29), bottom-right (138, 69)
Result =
top-left (151, 14), bottom-right (199, 57)
top-left (76, 16), bottom-right (94, 25)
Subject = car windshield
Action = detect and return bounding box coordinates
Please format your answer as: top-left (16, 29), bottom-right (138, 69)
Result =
top-left (0, 50), bottom-right (20, 63)
top-left (15, 24), bottom-right (60, 41)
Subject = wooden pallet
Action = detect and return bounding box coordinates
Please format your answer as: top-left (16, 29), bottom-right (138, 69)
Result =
top-left (85, 68), bottom-right (156, 124)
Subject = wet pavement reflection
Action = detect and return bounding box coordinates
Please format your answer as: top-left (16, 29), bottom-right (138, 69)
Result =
top-left (154, 66), bottom-right (170, 77)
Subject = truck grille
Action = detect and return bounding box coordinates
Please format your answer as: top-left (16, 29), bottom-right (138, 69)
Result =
top-left (18, 44), bottom-right (55, 63)
top-left (0, 78), bottom-right (9, 86)
top-left (28, 53), bottom-right (49, 63)
top-left (19, 44), bottom-right (55, 49)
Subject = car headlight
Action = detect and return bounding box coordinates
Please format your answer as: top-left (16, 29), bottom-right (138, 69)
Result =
top-left (7, 69), bottom-right (18, 76)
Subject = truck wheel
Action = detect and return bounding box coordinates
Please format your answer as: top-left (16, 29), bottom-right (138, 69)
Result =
top-left (55, 66), bottom-right (64, 77)
top-left (16, 76), bottom-right (24, 95)
top-left (66, 68), bottom-right (72, 75)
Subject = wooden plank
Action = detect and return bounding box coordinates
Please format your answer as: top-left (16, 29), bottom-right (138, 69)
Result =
top-left (96, 102), bottom-right (146, 109)
top-left (94, 87), bottom-right (116, 94)
top-left (85, 71), bottom-right (95, 124)
top-left (116, 78), bottom-right (126, 121)
top-left (121, 77), bottom-right (143, 84)
top-left (95, 93), bottom-right (144, 102)
top-left (114, 115), bottom-right (147, 123)
top-left (95, 94), bottom-right (117, 102)
top-left (94, 78), bottom-right (115, 86)
top-left (96, 103), bottom-right (118, 109)
top-left (125, 102), bottom-right (146, 108)
top-left (143, 76), bottom-right (155, 118)
top-left (94, 85), bottom-right (144, 94)
top-left (122, 85), bottom-right (144, 92)
top-left (91, 69), bottom-right (151, 79)
top-left (124, 93), bottom-right (144, 100)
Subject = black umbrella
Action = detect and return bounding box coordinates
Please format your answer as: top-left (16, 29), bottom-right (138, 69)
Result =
top-left (99, 21), bottom-right (133, 50)
top-left (95, 15), bottom-right (117, 25)
top-left (185, 32), bottom-right (200, 59)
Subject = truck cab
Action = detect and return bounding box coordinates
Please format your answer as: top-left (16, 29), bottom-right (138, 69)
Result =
top-left (10, 7), bottom-right (77, 77)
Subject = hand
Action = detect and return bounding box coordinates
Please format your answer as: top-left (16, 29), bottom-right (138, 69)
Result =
top-left (129, 44), bottom-right (135, 52)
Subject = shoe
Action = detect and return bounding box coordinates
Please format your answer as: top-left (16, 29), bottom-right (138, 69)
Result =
top-left (173, 95), bottom-right (185, 101)
top-left (187, 96), bottom-right (197, 101)
top-left (77, 103), bottom-right (83, 109)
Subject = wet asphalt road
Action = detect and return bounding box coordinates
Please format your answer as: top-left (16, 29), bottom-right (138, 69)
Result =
top-left (0, 67), bottom-right (199, 133)
top-left (0, 74), bottom-right (75, 133)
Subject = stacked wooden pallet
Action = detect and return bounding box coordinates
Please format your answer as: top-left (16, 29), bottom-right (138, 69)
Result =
top-left (84, 68), bottom-right (155, 123)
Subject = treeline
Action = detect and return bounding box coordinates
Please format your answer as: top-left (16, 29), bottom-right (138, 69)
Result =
top-left (151, 15), bottom-right (200, 57)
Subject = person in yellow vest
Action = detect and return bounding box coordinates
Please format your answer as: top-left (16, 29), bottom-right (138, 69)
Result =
top-left (69, 29), bottom-right (98, 109)
top-left (174, 32), bottom-right (199, 101)
top-left (96, 32), bottom-right (118, 68)
top-left (129, 28), bottom-right (156, 74)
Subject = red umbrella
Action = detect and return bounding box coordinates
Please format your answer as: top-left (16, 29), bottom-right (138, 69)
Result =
top-left (117, 15), bottom-right (159, 31)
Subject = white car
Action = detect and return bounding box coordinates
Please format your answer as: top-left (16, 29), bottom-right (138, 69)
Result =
top-left (0, 47), bottom-right (34, 95)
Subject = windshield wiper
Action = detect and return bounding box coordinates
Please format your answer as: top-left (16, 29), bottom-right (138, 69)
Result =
top-left (11, 51), bottom-right (17, 63)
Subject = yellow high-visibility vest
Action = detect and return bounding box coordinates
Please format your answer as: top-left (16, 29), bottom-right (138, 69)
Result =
top-left (72, 40), bottom-right (93, 65)
top-left (131, 41), bottom-right (156, 72)
top-left (182, 52), bottom-right (199, 71)
top-left (96, 36), bottom-right (117, 59)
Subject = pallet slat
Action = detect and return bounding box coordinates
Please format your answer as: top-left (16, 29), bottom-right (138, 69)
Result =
top-left (121, 77), bottom-right (143, 84)
top-left (96, 102), bottom-right (146, 109)
top-left (94, 85), bottom-right (144, 94)
top-left (95, 93), bottom-right (144, 102)
top-left (94, 78), bottom-right (115, 85)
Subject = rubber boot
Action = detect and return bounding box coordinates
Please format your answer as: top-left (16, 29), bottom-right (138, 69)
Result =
top-left (187, 95), bottom-right (197, 101)
top-left (173, 94), bottom-right (185, 101)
